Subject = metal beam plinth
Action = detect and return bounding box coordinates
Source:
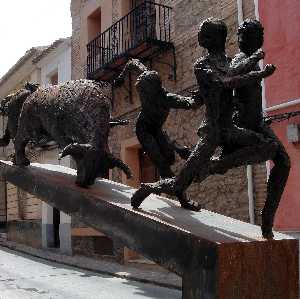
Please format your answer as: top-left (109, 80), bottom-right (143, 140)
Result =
top-left (0, 161), bottom-right (298, 299)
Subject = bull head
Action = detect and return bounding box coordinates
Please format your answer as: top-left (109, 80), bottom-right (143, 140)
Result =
top-left (59, 143), bottom-right (107, 187)
top-left (0, 94), bottom-right (13, 116)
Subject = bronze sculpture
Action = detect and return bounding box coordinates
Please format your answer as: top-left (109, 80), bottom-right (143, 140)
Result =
top-left (2, 18), bottom-right (289, 239)
top-left (0, 82), bottom-right (42, 147)
top-left (131, 18), bottom-right (285, 238)
top-left (115, 59), bottom-right (200, 179)
top-left (209, 20), bottom-right (291, 239)
top-left (1, 79), bottom-right (132, 187)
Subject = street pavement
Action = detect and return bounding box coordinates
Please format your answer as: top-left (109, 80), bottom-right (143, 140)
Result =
top-left (0, 247), bottom-right (180, 299)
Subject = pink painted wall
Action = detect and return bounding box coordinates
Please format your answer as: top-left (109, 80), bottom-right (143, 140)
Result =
top-left (260, 0), bottom-right (300, 106)
top-left (268, 105), bottom-right (300, 230)
top-left (260, 0), bottom-right (300, 230)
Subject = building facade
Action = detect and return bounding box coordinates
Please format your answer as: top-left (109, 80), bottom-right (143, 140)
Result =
top-left (71, 0), bottom-right (270, 262)
top-left (3, 0), bottom-right (296, 265)
top-left (0, 38), bottom-right (72, 254)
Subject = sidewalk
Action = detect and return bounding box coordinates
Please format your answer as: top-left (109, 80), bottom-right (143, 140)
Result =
top-left (0, 238), bottom-right (181, 290)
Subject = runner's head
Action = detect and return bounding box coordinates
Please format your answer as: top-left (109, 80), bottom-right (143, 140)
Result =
top-left (198, 18), bottom-right (228, 52)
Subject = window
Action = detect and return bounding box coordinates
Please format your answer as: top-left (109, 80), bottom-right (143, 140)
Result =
top-left (139, 149), bottom-right (159, 183)
top-left (87, 8), bottom-right (102, 42)
top-left (50, 72), bottom-right (58, 85)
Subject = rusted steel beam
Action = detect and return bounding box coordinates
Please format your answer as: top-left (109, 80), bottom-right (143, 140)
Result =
top-left (0, 161), bottom-right (298, 299)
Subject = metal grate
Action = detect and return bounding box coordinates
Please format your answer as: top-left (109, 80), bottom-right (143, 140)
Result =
top-left (87, 1), bottom-right (172, 79)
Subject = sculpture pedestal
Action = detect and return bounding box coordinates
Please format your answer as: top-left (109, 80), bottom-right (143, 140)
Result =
top-left (0, 161), bottom-right (298, 299)
top-left (182, 239), bottom-right (298, 299)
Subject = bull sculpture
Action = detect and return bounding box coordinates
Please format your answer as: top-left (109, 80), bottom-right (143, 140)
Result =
top-left (0, 80), bottom-right (132, 187)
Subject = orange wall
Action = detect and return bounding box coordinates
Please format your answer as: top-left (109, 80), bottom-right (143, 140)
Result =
top-left (260, 0), bottom-right (300, 106)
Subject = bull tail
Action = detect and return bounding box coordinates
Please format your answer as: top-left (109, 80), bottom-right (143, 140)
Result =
top-left (106, 153), bottom-right (132, 179)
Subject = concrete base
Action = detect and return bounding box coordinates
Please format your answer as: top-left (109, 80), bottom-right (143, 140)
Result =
top-left (72, 235), bottom-right (114, 257)
top-left (42, 223), bottom-right (54, 248)
top-left (59, 223), bottom-right (72, 255)
top-left (8, 220), bottom-right (42, 248)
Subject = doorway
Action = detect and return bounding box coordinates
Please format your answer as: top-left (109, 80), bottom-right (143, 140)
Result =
top-left (139, 149), bottom-right (159, 183)
top-left (0, 180), bottom-right (6, 229)
top-left (121, 137), bottom-right (158, 263)
top-left (53, 207), bottom-right (60, 248)
top-left (132, 0), bottom-right (156, 44)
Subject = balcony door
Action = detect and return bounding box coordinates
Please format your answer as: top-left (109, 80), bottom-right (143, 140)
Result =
top-left (132, 0), bottom-right (156, 45)
top-left (139, 149), bottom-right (159, 183)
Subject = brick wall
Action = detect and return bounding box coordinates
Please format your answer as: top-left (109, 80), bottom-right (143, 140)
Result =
top-left (7, 220), bottom-right (42, 248)
top-left (71, 0), bottom-right (85, 79)
top-left (6, 183), bottom-right (18, 221)
top-left (6, 149), bottom-right (42, 222)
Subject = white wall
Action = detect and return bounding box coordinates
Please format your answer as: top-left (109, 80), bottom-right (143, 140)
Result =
top-left (36, 40), bottom-right (71, 87)
top-left (41, 148), bottom-right (72, 254)
top-left (36, 39), bottom-right (72, 254)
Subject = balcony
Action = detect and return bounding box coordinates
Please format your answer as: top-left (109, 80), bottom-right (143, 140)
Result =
top-left (87, 1), bottom-right (173, 81)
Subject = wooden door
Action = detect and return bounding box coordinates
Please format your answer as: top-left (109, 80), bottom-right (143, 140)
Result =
top-left (139, 149), bottom-right (159, 184)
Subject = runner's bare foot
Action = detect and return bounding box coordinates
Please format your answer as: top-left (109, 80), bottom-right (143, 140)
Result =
top-left (261, 224), bottom-right (274, 240)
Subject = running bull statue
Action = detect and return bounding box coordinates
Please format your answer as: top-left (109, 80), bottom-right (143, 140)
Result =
top-left (0, 80), bottom-right (132, 187)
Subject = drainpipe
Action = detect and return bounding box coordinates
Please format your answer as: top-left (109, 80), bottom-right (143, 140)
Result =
top-left (237, 0), bottom-right (244, 24)
top-left (253, 0), bottom-right (271, 180)
top-left (265, 98), bottom-right (300, 112)
top-left (254, 0), bottom-right (260, 20)
top-left (237, 0), bottom-right (255, 224)
top-left (247, 165), bottom-right (255, 224)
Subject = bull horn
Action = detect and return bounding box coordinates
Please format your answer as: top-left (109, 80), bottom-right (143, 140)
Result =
top-left (59, 143), bottom-right (92, 160)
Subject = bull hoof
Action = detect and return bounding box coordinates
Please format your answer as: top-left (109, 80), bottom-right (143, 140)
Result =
top-left (11, 155), bottom-right (16, 165)
top-left (131, 183), bottom-right (153, 209)
top-left (75, 181), bottom-right (89, 188)
top-left (14, 157), bottom-right (30, 166)
top-left (261, 225), bottom-right (274, 240)
top-left (180, 199), bottom-right (201, 211)
top-left (86, 178), bottom-right (96, 186)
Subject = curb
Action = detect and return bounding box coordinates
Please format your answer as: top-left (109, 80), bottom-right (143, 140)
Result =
top-left (0, 240), bottom-right (181, 290)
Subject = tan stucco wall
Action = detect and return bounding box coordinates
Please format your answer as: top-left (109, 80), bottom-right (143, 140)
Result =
top-left (0, 41), bottom-right (72, 225)
top-left (71, 0), bottom-right (114, 79)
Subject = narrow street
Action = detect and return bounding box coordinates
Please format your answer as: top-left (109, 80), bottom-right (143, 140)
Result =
top-left (0, 247), bottom-right (180, 299)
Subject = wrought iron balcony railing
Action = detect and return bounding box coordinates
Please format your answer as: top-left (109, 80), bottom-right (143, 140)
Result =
top-left (87, 1), bottom-right (173, 80)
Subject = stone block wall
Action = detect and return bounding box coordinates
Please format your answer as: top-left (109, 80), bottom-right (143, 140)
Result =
top-left (7, 220), bottom-right (42, 248)
top-left (71, 0), bottom-right (86, 80)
